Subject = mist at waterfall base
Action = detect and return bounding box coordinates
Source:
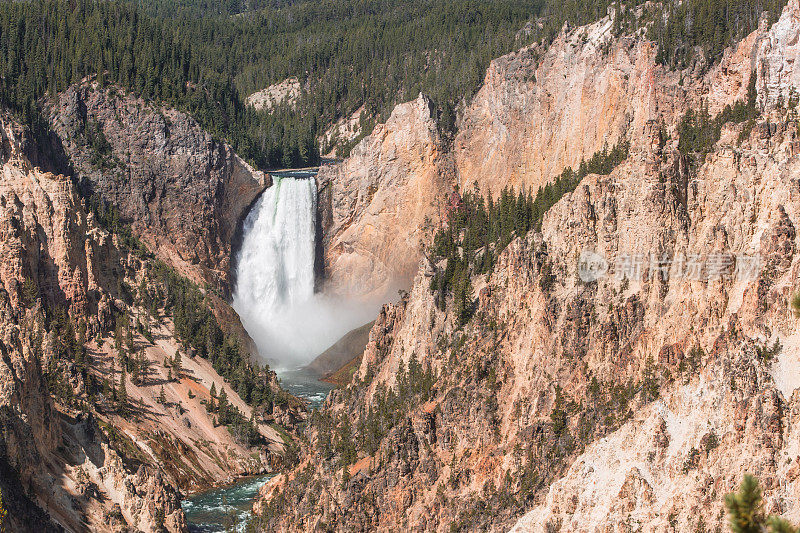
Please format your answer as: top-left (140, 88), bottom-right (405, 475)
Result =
top-left (232, 173), bottom-right (380, 372)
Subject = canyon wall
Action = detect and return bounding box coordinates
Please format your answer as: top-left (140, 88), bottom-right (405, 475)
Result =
top-left (44, 80), bottom-right (269, 293)
top-left (0, 115), bottom-right (186, 532)
top-left (455, 16), bottom-right (658, 194)
top-left (317, 93), bottom-right (454, 300)
top-left (255, 1), bottom-right (800, 530)
top-left (513, 1), bottom-right (800, 529)
top-left (454, 4), bottom-right (767, 196)
top-left (0, 108), bottom-right (297, 531)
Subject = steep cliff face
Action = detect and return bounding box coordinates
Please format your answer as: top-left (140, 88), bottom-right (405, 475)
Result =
top-left (0, 110), bottom-right (297, 531)
top-left (0, 117), bottom-right (119, 327)
top-left (0, 115), bottom-right (186, 532)
top-left (44, 80), bottom-right (269, 293)
top-left (455, 16), bottom-right (657, 194)
top-left (255, 1), bottom-right (800, 530)
top-left (511, 1), bottom-right (800, 529)
top-left (317, 93), bottom-right (454, 300)
top-left (454, 5), bottom-right (766, 196)
top-left (315, 3), bottom-right (769, 303)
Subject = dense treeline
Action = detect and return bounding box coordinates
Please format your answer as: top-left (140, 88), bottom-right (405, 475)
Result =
top-left (0, 0), bottom-right (781, 171)
top-left (650, 0), bottom-right (787, 70)
top-left (151, 0), bottom-right (547, 149)
top-left (0, 0), bottom-right (542, 167)
top-left (136, 0), bottom-right (298, 18)
top-left (206, 383), bottom-right (262, 446)
top-left (429, 141), bottom-right (630, 325)
top-left (0, 0), bottom-right (317, 168)
top-left (677, 74), bottom-right (759, 158)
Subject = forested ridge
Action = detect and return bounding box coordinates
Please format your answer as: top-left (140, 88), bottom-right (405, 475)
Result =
top-left (0, 0), bottom-right (783, 171)
top-left (0, 0), bottom-right (542, 168)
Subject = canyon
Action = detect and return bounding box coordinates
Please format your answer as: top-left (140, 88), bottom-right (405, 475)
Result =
top-left (0, 87), bottom-right (298, 530)
top-left (2, 0), bottom-right (800, 531)
top-left (252, 0), bottom-right (800, 531)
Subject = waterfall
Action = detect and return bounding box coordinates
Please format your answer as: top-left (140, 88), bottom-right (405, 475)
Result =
top-left (234, 176), bottom-right (317, 313)
top-left (232, 175), bottom-right (318, 367)
top-left (232, 173), bottom-right (377, 370)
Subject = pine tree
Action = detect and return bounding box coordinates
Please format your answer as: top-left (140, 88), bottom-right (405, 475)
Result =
top-left (115, 321), bottom-right (124, 353)
top-left (641, 355), bottom-right (659, 402)
top-left (126, 325), bottom-right (134, 354)
top-left (209, 382), bottom-right (217, 412)
top-left (118, 367), bottom-right (128, 411)
top-left (454, 269), bottom-right (474, 327)
top-left (725, 475), bottom-right (798, 533)
top-left (22, 278), bottom-right (38, 308)
top-left (725, 474), bottom-right (764, 533)
top-left (132, 356), bottom-right (141, 385)
top-left (767, 517), bottom-right (799, 533)
top-left (159, 386), bottom-right (166, 404)
top-left (218, 389), bottom-right (228, 424)
top-left (138, 275), bottom-right (148, 304)
top-left (248, 411), bottom-right (258, 445)
top-left (550, 385), bottom-right (567, 437)
top-left (119, 345), bottom-right (129, 373)
top-left (150, 294), bottom-right (160, 319)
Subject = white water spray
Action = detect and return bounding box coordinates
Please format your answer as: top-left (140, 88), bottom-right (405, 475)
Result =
top-left (232, 173), bottom-right (376, 369)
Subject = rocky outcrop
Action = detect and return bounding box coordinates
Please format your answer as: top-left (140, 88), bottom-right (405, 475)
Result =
top-left (510, 2), bottom-right (800, 529)
top-left (756, 0), bottom-right (800, 111)
top-left (0, 109), bottom-right (301, 531)
top-left (455, 16), bottom-right (661, 194)
top-left (316, 93), bottom-right (454, 300)
top-left (510, 345), bottom-right (800, 532)
top-left (0, 115), bottom-right (122, 323)
top-left (304, 320), bottom-right (374, 381)
top-left (255, 2), bottom-right (800, 530)
top-left (44, 80), bottom-right (269, 292)
top-left (454, 5), bottom-right (766, 196)
top-left (315, 3), bottom-right (770, 301)
top-left (246, 77), bottom-right (303, 112)
top-left (319, 106), bottom-right (366, 158)
top-left (0, 114), bottom-right (187, 531)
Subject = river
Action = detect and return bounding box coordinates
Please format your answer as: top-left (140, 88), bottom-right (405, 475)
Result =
top-left (183, 369), bottom-right (332, 531)
top-left (183, 474), bottom-right (273, 533)
top-left (184, 167), bottom-right (352, 531)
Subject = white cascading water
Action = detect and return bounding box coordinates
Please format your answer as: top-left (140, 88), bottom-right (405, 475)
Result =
top-left (232, 174), bottom-right (377, 370)
top-left (234, 176), bottom-right (316, 314)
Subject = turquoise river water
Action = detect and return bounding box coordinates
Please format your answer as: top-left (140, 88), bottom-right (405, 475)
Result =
top-left (183, 368), bottom-right (332, 532)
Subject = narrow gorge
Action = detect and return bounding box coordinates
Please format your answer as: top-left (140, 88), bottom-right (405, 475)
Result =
top-left (2, 0), bottom-right (800, 532)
